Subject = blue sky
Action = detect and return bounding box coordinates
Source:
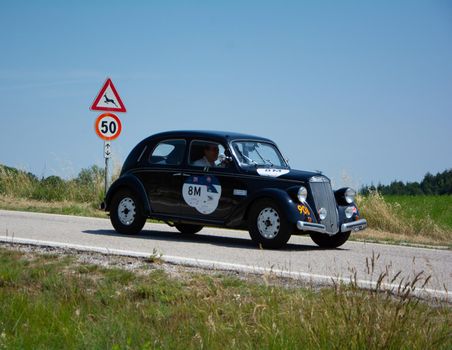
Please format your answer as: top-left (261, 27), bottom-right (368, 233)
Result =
top-left (0, 0), bottom-right (451, 187)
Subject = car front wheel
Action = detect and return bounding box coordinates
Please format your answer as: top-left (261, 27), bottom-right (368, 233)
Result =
top-left (248, 199), bottom-right (292, 249)
top-left (110, 189), bottom-right (147, 235)
top-left (309, 231), bottom-right (351, 248)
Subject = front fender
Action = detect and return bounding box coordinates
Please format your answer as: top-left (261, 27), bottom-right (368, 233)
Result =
top-left (228, 188), bottom-right (314, 227)
top-left (104, 174), bottom-right (151, 215)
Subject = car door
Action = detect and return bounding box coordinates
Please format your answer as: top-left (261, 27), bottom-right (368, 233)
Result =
top-left (178, 139), bottom-right (248, 222)
top-left (134, 138), bottom-right (186, 215)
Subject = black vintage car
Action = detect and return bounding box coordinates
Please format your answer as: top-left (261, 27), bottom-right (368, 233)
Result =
top-left (102, 130), bottom-right (367, 249)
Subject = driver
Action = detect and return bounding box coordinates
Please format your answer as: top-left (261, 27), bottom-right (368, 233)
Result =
top-left (193, 143), bottom-right (219, 167)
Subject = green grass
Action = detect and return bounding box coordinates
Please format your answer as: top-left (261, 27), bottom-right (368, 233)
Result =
top-left (384, 195), bottom-right (452, 230)
top-left (0, 248), bottom-right (451, 349)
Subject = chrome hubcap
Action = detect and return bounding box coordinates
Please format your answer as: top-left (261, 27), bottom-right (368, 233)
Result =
top-left (118, 197), bottom-right (136, 226)
top-left (257, 207), bottom-right (280, 239)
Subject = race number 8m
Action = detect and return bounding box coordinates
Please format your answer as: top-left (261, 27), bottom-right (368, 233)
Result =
top-left (94, 113), bottom-right (122, 141)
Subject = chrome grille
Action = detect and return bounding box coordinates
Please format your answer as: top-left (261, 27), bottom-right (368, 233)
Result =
top-left (309, 177), bottom-right (339, 234)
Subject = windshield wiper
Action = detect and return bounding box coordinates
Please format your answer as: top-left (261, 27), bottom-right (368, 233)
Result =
top-left (235, 147), bottom-right (258, 166)
top-left (243, 154), bottom-right (258, 166)
top-left (255, 148), bottom-right (274, 167)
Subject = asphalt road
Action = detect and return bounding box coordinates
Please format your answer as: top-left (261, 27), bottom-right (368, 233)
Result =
top-left (1, 209), bottom-right (451, 299)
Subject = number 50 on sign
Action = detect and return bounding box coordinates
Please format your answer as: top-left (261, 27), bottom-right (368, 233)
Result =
top-left (95, 113), bottom-right (122, 141)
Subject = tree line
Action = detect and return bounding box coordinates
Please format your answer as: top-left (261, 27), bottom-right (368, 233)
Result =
top-left (360, 168), bottom-right (452, 195)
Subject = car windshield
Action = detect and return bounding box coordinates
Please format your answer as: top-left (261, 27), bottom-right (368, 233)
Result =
top-left (231, 141), bottom-right (288, 168)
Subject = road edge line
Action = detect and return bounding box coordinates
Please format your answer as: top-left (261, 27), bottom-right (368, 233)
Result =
top-left (0, 235), bottom-right (450, 302)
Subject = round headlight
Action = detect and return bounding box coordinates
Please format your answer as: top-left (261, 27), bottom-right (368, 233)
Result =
top-left (345, 206), bottom-right (355, 219)
top-left (297, 186), bottom-right (307, 202)
top-left (345, 188), bottom-right (356, 204)
top-left (318, 207), bottom-right (327, 220)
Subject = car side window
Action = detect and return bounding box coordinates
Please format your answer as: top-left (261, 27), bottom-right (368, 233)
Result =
top-left (149, 139), bottom-right (186, 166)
top-left (189, 140), bottom-right (230, 168)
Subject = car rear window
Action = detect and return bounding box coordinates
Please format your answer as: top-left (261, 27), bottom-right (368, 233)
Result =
top-left (149, 139), bottom-right (186, 165)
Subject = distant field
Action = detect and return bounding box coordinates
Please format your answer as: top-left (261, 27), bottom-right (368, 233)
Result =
top-left (384, 195), bottom-right (452, 230)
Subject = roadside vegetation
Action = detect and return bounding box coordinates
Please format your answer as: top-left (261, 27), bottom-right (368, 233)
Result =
top-left (355, 169), bottom-right (452, 247)
top-left (355, 192), bottom-right (451, 247)
top-left (0, 164), bottom-right (105, 204)
top-left (0, 164), bottom-right (105, 217)
top-left (0, 248), bottom-right (450, 349)
top-left (1, 164), bottom-right (451, 247)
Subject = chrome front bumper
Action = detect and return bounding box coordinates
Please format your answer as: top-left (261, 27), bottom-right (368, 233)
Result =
top-left (341, 219), bottom-right (367, 232)
top-left (296, 219), bottom-right (367, 235)
top-left (296, 221), bottom-right (328, 234)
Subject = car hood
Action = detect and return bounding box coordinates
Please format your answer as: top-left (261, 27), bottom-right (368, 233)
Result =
top-left (248, 167), bottom-right (327, 183)
top-left (279, 169), bottom-right (328, 183)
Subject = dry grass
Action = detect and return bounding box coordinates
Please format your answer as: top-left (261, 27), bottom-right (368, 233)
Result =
top-left (0, 195), bottom-right (106, 218)
top-left (352, 228), bottom-right (449, 248)
top-left (356, 191), bottom-right (451, 247)
top-left (0, 166), bottom-right (36, 198)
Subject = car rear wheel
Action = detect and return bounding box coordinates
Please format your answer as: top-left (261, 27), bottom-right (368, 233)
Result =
top-left (248, 199), bottom-right (292, 249)
top-left (309, 231), bottom-right (351, 248)
top-left (110, 189), bottom-right (146, 235)
top-left (175, 224), bottom-right (203, 235)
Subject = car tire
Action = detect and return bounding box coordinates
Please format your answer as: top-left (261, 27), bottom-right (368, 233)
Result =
top-left (309, 231), bottom-right (351, 248)
top-left (110, 189), bottom-right (147, 235)
top-left (175, 224), bottom-right (203, 235)
top-left (248, 199), bottom-right (292, 249)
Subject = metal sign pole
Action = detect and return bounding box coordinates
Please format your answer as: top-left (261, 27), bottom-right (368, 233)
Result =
top-left (104, 141), bottom-right (111, 194)
top-left (104, 156), bottom-right (109, 194)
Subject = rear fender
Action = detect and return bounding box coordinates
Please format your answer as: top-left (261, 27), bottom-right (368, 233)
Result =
top-left (104, 175), bottom-right (151, 215)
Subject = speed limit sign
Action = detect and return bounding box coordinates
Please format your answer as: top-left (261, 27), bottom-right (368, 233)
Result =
top-left (94, 113), bottom-right (122, 141)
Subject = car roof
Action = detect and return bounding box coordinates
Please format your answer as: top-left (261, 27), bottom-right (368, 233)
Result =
top-left (146, 130), bottom-right (275, 143)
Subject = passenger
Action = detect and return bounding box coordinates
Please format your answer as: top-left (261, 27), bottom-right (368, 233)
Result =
top-left (193, 144), bottom-right (219, 167)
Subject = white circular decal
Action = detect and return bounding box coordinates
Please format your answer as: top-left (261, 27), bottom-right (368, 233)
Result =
top-left (182, 175), bottom-right (222, 214)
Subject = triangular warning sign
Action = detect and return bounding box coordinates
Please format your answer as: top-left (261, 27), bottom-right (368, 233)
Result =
top-left (90, 78), bottom-right (127, 112)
